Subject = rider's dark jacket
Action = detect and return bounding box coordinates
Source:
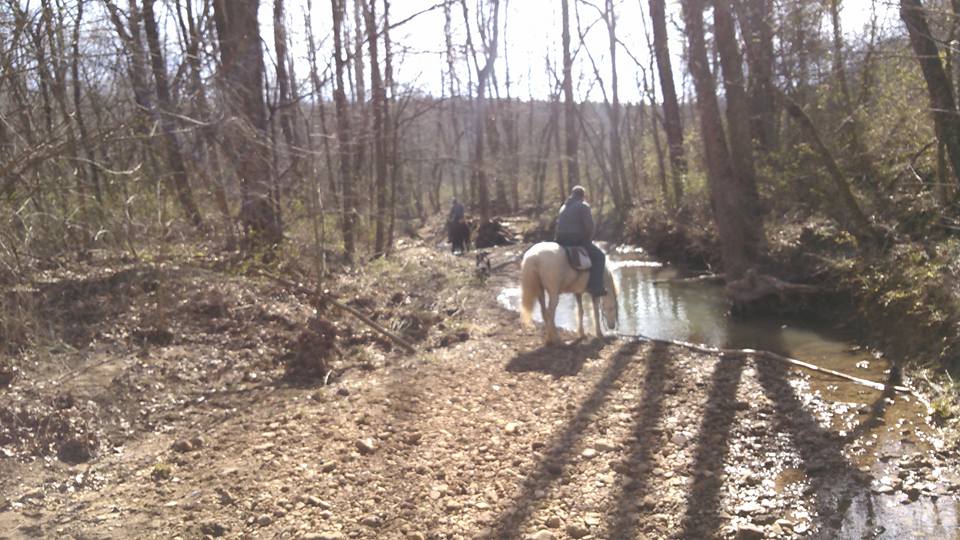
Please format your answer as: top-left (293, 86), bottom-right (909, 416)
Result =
top-left (555, 196), bottom-right (595, 244)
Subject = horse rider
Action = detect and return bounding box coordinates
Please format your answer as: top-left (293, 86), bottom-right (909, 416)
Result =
top-left (555, 185), bottom-right (607, 297)
top-left (448, 198), bottom-right (465, 225)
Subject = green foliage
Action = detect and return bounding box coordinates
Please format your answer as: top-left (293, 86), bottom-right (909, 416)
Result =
top-left (150, 462), bottom-right (172, 481)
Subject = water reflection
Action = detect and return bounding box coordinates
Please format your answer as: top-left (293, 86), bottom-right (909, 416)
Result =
top-left (498, 256), bottom-right (884, 378)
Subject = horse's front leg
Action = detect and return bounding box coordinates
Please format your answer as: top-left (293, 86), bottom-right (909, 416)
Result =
top-left (593, 296), bottom-right (603, 338)
top-left (545, 290), bottom-right (562, 346)
top-left (575, 293), bottom-right (585, 339)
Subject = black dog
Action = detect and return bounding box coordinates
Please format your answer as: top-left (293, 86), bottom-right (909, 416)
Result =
top-left (475, 251), bottom-right (492, 276)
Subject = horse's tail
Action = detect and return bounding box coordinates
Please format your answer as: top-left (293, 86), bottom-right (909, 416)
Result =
top-left (520, 257), bottom-right (540, 327)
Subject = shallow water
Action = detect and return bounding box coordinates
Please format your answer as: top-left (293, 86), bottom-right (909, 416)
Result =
top-left (498, 247), bottom-right (960, 538)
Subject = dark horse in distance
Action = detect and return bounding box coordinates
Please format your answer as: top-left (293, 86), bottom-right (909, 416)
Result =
top-left (448, 219), bottom-right (471, 254)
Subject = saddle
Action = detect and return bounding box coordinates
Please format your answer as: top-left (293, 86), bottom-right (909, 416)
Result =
top-left (564, 246), bottom-right (592, 271)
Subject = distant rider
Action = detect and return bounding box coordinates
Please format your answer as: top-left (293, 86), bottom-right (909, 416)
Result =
top-left (555, 186), bottom-right (606, 297)
top-left (448, 198), bottom-right (465, 224)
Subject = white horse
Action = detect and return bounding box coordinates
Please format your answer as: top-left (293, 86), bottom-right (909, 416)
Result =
top-left (519, 242), bottom-right (618, 345)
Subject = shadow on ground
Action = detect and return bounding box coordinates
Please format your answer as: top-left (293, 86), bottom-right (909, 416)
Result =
top-left (492, 340), bottom-right (645, 537)
top-left (505, 337), bottom-right (610, 377)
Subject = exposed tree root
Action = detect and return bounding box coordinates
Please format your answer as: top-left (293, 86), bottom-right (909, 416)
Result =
top-left (726, 269), bottom-right (821, 305)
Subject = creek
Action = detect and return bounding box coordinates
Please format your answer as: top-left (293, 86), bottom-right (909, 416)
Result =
top-left (497, 246), bottom-right (959, 538)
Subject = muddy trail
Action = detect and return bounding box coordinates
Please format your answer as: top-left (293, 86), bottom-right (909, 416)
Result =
top-left (1, 237), bottom-right (959, 540)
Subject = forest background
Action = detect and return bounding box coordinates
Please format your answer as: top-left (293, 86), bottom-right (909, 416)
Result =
top-left (3, 0), bottom-right (960, 408)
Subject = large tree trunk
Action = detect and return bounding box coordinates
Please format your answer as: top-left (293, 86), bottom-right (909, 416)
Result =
top-left (561, 0), bottom-right (580, 192)
top-left (680, 0), bottom-right (759, 281)
top-left (649, 0), bottom-right (685, 204)
top-left (901, 0), bottom-right (960, 188)
top-left (213, 0), bottom-right (282, 247)
top-left (714, 0), bottom-right (763, 256)
top-left (142, 0), bottom-right (204, 230)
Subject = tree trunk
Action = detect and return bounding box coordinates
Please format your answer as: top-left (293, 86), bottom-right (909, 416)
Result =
top-left (605, 0), bottom-right (630, 212)
top-left (174, 0), bottom-right (234, 242)
top-left (649, 0), bottom-right (685, 203)
top-left (273, 0), bottom-right (299, 154)
top-left (781, 94), bottom-right (877, 244)
top-left (331, 0), bottom-right (356, 261)
top-left (461, 0), bottom-right (499, 223)
top-left (71, 0), bottom-right (103, 205)
top-left (142, 0), bottom-right (204, 230)
top-left (680, 0), bottom-right (758, 281)
top-left (736, 0), bottom-right (778, 153)
top-left (561, 0), bottom-right (580, 192)
top-left (213, 0), bottom-right (282, 247)
top-left (901, 0), bottom-right (960, 188)
top-left (713, 0), bottom-right (763, 256)
top-left (360, 0), bottom-right (388, 254)
top-left (443, 1), bottom-right (464, 209)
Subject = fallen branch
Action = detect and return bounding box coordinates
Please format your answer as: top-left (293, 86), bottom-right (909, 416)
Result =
top-left (618, 332), bottom-right (911, 394)
top-left (490, 257), bottom-right (521, 272)
top-left (650, 274), bottom-right (725, 286)
top-left (254, 270), bottom-right (417, 354)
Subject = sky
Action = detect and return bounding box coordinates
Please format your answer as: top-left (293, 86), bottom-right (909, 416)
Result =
top-left (262, 0), bottom-right (899, 104)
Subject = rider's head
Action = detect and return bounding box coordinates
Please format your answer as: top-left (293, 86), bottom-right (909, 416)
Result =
top-left (570, 185), bottom-right (586, 200)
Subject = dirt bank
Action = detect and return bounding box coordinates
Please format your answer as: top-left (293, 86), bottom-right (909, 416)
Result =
top-left (1, 239), bottom-right (958, 539)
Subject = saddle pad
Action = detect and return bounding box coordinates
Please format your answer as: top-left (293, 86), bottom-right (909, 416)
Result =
top-left (565, 246), bottom-right (592, 270)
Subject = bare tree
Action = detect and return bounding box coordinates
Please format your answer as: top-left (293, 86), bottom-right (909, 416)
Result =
top-left (680, 0), bottom-right (761, 280)
top-left (735, 0), bottom-right (778, 152)
top-left (648, 0), bottom-right (685, 204)
top-left (360, 0), bottom-right (389, 254)
top-left (900, 0), bottom-right (960, 188)
top-left (714, 0), bottom-right (763, 253)
top-left (331, 0), bottom-right (357, 260)
top-left (213, 0), bottom-right (282, 246)
top-left (561, 0), bottom-right (580, 192)
top-left (142, 0), bottom-right (204, 230)
top-left (460, 0), bottom-right (500, 223)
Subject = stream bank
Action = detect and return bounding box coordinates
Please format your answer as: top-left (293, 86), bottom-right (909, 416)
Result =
top-left (617, 205), bottom-right (960, 438)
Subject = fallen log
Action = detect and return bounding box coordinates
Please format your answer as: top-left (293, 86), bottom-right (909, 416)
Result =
top-left (255, 270), bottom-right (417, 354)
top-left (475, 219), bottom-right (517, 248)
top-left (726, 269), bottom-right (821, 304)
top-left (618, 331), bottom-right (911, 394)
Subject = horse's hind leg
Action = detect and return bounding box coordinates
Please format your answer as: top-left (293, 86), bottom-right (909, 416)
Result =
top-left (545, 290), bottom-right (561, 346)
top-left (575, 294), bottom-right (585, 339)
top-left (593, 296), bottom-right (603, 338)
